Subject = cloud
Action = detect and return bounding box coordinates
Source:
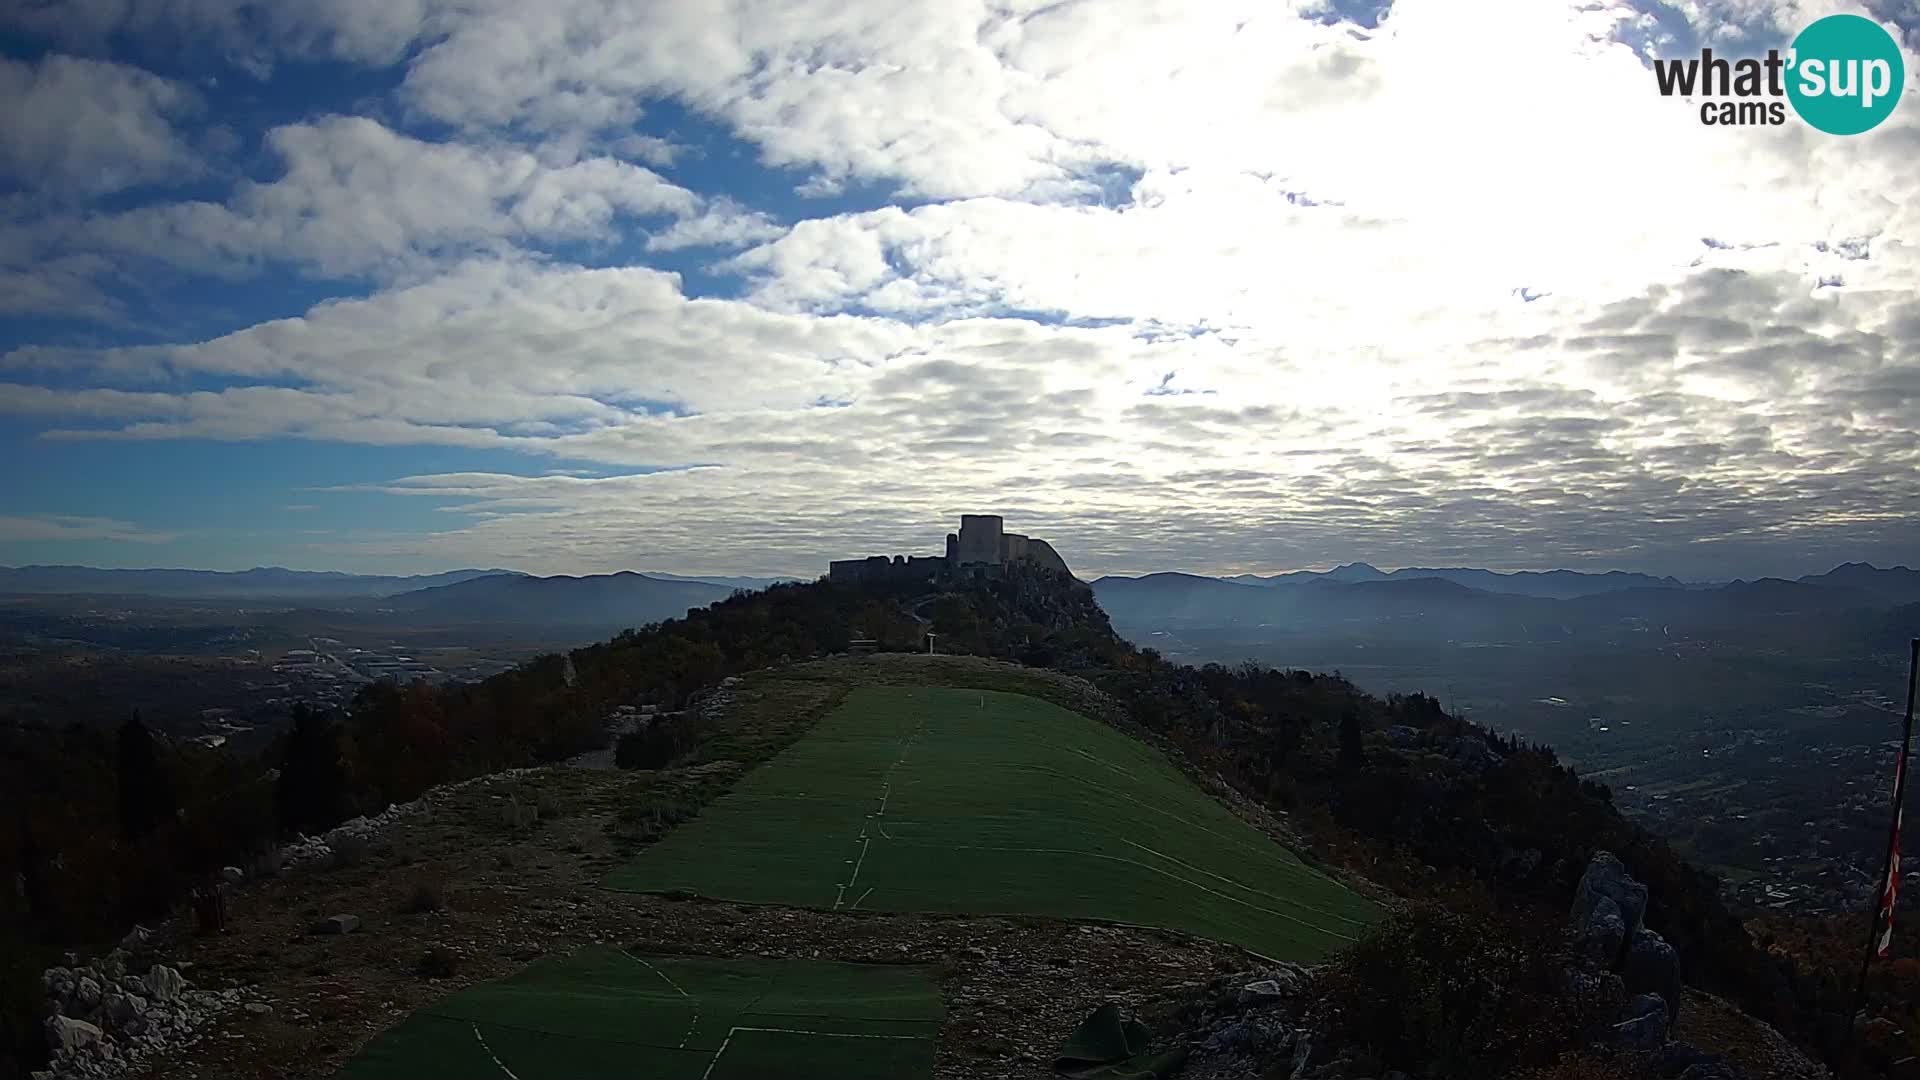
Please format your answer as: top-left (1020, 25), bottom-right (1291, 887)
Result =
top-left (0, 116), bottom-right (778, 313)
top-left (644, 198), bottom-right (785, 252)
top-left (0, 54), bottom-right (202, 197)
top-left (80, 116), bottom-right (702, 279)
top-left (4, 251), bottom-right (1917, 577)
top-left (0, 514), bottom-right (176, 544)
top-left (0, 0), bottom-right (441, 69)
top-left (3, 0), bottom-right (1919, 576)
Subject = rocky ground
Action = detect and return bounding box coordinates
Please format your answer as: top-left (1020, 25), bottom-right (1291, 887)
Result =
top-left (32, 655), bottom-right (1834, 1080)
top-left (73, 732), bottom-right (1242, 1078)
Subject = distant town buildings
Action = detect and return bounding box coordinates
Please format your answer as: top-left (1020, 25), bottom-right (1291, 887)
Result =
top-left (828, 514), bottom-right (1072, 585)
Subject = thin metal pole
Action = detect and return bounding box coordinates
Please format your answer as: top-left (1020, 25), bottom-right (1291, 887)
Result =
top-left (1849, 638), bottom-right (1919, 1061)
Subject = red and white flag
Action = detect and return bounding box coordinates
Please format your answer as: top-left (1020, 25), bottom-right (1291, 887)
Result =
top-left (1879, 747), bottom-right (1908, 958)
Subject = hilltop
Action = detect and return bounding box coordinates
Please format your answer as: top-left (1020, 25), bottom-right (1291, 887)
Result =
top-left (1, 565), bottom-right (1882, 1078)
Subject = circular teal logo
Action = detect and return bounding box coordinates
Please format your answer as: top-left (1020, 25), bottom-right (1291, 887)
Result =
top-left (1787, 14), bottom-right (1905, 135)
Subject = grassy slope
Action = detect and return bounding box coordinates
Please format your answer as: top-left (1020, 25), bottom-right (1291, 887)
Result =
top-left (609, 685), bottom-right (1377, 961)
top-left (336, 947), bottom-right (942, 1080)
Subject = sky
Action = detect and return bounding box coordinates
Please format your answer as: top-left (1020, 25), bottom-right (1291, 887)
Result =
top-left (2, 0), bottom-right (1918, 581)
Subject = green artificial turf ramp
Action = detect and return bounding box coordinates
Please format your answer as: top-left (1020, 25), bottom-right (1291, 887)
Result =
top-left (607, 686), bottom-right (1376, 960)
top-left (334, 947), bottom-right (942, 1080)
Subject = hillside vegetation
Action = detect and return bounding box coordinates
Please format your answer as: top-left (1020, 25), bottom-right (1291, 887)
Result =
top-left (0, 567), bottom-right (1891, 1078)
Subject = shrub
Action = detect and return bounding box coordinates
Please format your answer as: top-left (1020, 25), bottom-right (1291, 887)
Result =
top-left (1319, 904), bottom-right (1616, 1080)
top-left (615, 714), bottom-right (715, 770)
top-left (610, 790), bottom-right (701, 845)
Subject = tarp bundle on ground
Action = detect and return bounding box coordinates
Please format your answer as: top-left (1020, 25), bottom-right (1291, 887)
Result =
top-left (1054, 1003), bottom-right (1187, 1079)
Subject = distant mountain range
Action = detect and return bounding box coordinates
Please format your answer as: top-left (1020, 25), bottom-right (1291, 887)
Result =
top-left (639, 572), bottom-right (804, 591)
top-left (1094, 562), bottom-right (1920, 638)
top-left (1222, 562), bottom-right (1691, 598)
top-left (0, 564), bottom-right (810, 603)
top-left (0, 565), bottom-right (518, 599)
top-left (379, 571), bottom-right (736, 628)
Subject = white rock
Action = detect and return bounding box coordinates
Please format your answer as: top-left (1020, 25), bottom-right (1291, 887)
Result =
top-left (45, 1015), bottom-right (102, 1052)
top-left (143, 965), bottom-right (185, 1003)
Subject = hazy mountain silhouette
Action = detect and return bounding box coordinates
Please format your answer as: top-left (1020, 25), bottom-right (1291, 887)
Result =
top-left (1095, 562), bottom-right (1913, 638)
top-left (0, 565), bottom-right (517, 599)
top-left (640, 571), bottom-right (803, 591)
top-left (380, 571), bottom-right (734, 627)
top-left (1796, 562), bottom-right (1920, 604)
top-left (1225, 564), bottom-right (1689, 599)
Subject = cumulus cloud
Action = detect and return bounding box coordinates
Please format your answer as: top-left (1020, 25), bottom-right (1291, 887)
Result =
top-left (0, 54), bottom-right (202, 197)
top-left (85, 117), bottom-right (702, 279)
top-left (0, 116), bottom-right (769, 307)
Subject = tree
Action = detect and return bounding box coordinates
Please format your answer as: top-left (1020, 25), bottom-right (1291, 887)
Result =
top-left (1339, 708), bottom-right (1367, 771)
top-left (274, 706), bottom-right (349, 839)
top-left (115, 711), bottom-right (175, 843)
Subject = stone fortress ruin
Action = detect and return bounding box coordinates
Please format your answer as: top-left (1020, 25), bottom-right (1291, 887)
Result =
top-left (829, 514), bottom-right (1072, 585)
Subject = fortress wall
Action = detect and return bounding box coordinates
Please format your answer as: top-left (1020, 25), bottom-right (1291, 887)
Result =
top-left (957, 514), bottom-right (1004, 565)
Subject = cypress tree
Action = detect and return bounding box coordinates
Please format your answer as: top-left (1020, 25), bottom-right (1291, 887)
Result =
top-left (274, 705), bottom-right (348, 838)
top-left (116, 711), bottom-right (176, 842)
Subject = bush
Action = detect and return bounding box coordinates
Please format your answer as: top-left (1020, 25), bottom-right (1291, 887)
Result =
top-left (416, 946), bottom-right (459, 979)
top-left (610, 790), bottom-right (701, 845)
top-left (615, 714), bottom-right (715, 770)
top-left (1320, 904), bottom-right (1616, 1079)
top-left (500, 794), bottom-right (538, 830)
top-left (403, 879), bottom-right (447, 914)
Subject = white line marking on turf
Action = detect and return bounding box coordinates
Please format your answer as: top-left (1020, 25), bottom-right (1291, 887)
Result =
top-left (622, 951), bottom-right (693, 997)
top-left (894, 841), bottom-right (1361, 941)
top-left (732, 1025), bottom-right (921, 1039)
top-left (851, 886), bottom-right (874, 909)
top-left (700, 1032), bottom-right (735, 1080)
top-left (622, 950), bottom-right (702, 1048)
top-left (835, 711), bottom-right (928, 908)
top-left (471, 1023), bottom-right (522, 1080)
top-left (1117, 837), bottom-right (1371, 927)
top-left (704, 1021), bottom-right (926, 1072)
top-left (846, 834), bottom-right (872, 891)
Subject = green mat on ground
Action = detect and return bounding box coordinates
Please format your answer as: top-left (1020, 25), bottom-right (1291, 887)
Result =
top-left (334, 947), bottom-right (943, 1080)
top-left (608, 685), bottom-right (1376, 962)
top-left (1054, 1003), bottom-right (1187, 1079)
